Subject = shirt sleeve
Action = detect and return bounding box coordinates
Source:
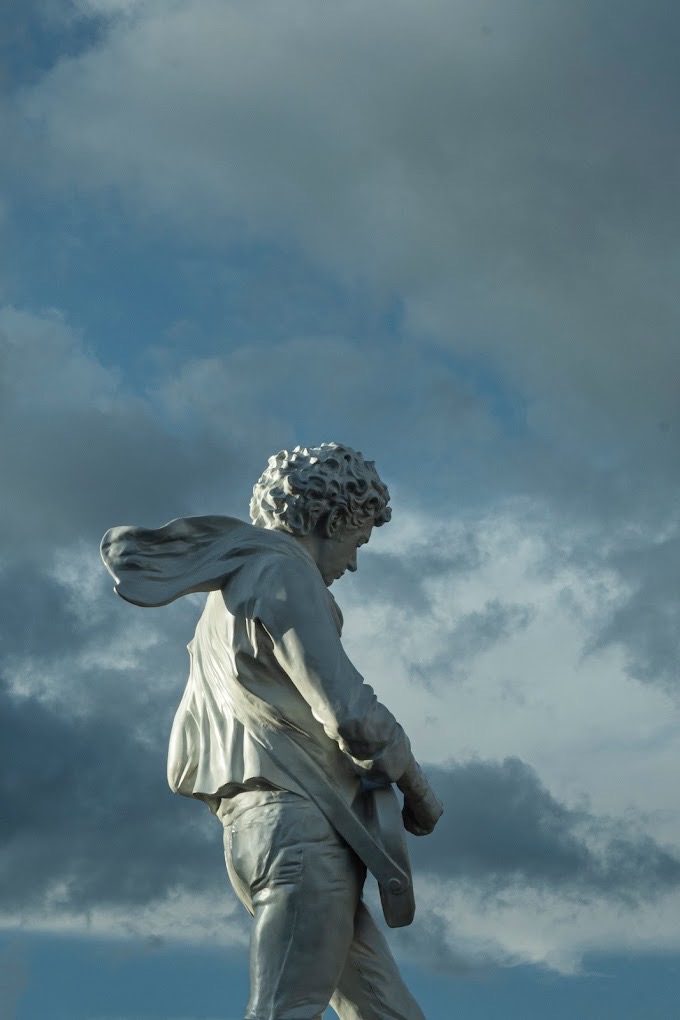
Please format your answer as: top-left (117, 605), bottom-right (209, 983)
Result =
top-left (254, 554), bottom-right (414, 783)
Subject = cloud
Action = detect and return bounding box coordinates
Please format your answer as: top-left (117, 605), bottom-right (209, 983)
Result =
top-left (337, 503), bottom-right (680, 970)
top-left (7, 0), bottom-right (680, 697)
top-left (3, 8), bottom-right (680, 967)
top-left (0, 669), bottom-right (221, 915)
top-left (2, 648), bottom-right (676, 965)
top-left (10, 1), bottom-right (680, 694)
top-left (149, 334), bottom-right (494, 496)
top-left (0, 304), bottom-right (490, 556)
top-left (0, 546), bottom-right (249, 951)
top-left (2, 0), bottom-right (679, 987)
top-left (415, 757), bottom-right (680, 902)
top-left (13, 0), bottom-right (680, 429)
top-left (0, 488), bottom-right (678, 974)
top-left (586, 533), bottom-right (680, 692)
top-left (0, 298), bottom-right (677, 972)
top-left (0, 306), bottom-right (264, 557)
top-left (407, 599), bottom-right (535, 687)
top-left (370, 890), bottom-right (517, 978)
top-left (342, 506), bottom-right (680, 844)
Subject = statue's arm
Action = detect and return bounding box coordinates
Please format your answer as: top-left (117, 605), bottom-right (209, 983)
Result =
top-left (256, 557), bottom-right (442, 832)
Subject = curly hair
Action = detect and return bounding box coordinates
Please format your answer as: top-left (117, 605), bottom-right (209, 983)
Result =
top-left (250, 443), bottom-right (392, 536)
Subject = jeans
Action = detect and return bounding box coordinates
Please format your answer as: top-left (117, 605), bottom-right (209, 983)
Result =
top-left (221, 790), bottom-right (425, 1020)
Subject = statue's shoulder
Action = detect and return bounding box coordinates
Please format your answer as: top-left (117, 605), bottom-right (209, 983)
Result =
top-left (222, 536), bottom-right (320, 615)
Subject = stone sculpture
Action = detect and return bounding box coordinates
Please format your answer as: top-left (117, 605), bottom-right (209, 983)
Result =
top-left (101, 442), bottom-right (443, 1020)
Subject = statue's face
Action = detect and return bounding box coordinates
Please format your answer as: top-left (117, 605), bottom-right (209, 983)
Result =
top-left (317, 518), bottom-right (373, 587)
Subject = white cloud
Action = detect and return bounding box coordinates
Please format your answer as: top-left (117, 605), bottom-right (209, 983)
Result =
top-left (345, 507), bottom-right (680, 819)
top-left (410, 878), bottom-right (680, 977)
top-left (337, 506), bottom-right (680, 970)
top-left (0, 886), bottom-right (248, 948)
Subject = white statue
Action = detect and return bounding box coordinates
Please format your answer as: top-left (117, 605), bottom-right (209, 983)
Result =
top-left (102, 443), bottom-right (443, 1020)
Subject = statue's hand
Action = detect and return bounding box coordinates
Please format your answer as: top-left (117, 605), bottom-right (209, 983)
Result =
top-left (402, 787), bottom-right (444, 836)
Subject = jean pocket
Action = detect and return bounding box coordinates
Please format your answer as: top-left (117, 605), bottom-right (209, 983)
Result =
top-left (250, 844), bottom-right (304, 896)
top-left (231, 822), bottom-right (305, 896)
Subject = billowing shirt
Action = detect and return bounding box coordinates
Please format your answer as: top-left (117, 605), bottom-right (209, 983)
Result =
top-left (167, 534), bottom-right (413, 810)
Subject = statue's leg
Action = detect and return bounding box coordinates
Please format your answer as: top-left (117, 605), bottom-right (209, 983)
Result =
top-left (223, 790), bottom-right (365, 1020)
top-left (328, 902), bottom-right (425, 1020)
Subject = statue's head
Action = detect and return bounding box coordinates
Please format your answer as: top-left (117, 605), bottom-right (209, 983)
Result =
top-left (250, 443), bottom-right (391, 584)
top-left (250, 443), bottom-right (391, 535)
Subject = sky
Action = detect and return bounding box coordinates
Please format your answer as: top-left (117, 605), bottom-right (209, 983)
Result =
top-left (1, 1), bottom-right (680, 1017)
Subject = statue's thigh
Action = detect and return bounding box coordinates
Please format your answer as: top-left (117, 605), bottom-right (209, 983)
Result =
top-left (229, 795), bottom-right (364, 1020)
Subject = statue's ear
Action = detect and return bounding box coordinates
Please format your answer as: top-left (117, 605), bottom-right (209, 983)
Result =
top-left (322, 507), bottom-right (345, 539)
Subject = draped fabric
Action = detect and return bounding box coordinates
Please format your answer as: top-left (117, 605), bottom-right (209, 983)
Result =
top-left (100, 514), bottom-right (312, 607)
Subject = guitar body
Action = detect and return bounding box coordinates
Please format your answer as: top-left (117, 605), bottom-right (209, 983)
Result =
top-left (361, 784), bottom-right (416, 928)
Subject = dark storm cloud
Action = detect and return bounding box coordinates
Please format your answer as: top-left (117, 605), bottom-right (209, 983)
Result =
top-left (0, 562), bottom-right (83, 662)
top-left (0, 670), bottom-right (223, 914)
top-left (418, 599), bottom-right (534, 678)
top-left (451, 600), bottom-right (534, 660)
top-left (0, 303), bottom-right (486, 567)
top-left (400, 599), bottom-right (535, 688)
top-left (0, 371), bottom-right (230, 916)
top-left (354, 535), bottom-right (484, 617)
top-left (586, 535), bottom-right (680, 692)
top-left (0, 0), bottom-right (109, 93)
top-left (0, 547), bottom-right (199, 727)
top-left (0, 309), bottom-right (264, 558)
top-left (150, 334), bottom-right (490, 491)
top-left (414, 758), bottom-right (680, 902)
top-left (390, 909), bottom-right (517, 978)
